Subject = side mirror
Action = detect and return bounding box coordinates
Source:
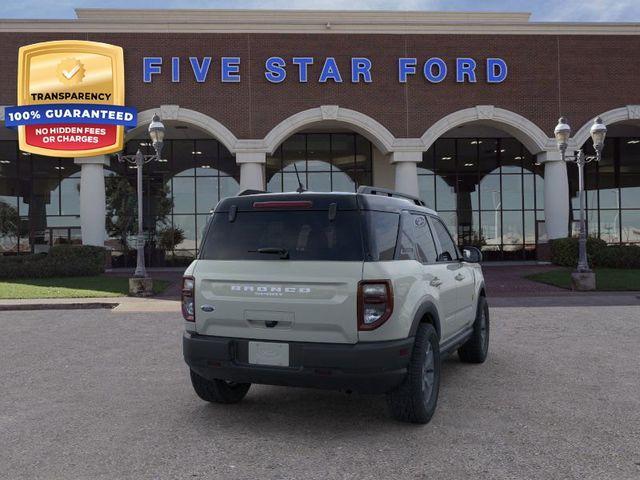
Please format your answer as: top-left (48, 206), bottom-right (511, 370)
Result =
top-left (462, 246), bottom-right (482, 263)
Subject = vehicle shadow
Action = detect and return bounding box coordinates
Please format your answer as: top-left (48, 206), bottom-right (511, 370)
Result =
top-left (184, 356), bottom-right (469, 436)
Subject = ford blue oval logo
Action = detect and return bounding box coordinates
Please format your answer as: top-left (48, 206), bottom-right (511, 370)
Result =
top-left (200, 305), bottom-right (215, 312)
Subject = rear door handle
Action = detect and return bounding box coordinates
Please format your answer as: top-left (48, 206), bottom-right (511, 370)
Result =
top-left (455, 273), bottom-right (465, 281)
top-left (430, 277), bottom-right (443, 287)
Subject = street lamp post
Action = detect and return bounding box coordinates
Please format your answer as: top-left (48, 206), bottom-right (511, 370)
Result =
top-left (553, 116), bottom-right (607, 289)
top-left (117, 114), bottom-right (165, 292)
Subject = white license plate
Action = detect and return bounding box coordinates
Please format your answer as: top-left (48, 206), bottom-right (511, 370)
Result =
top-left (248, 341), bottom-right (290, 367)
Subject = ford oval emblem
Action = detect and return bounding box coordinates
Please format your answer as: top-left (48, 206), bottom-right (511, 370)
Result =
top-left (200, 305), bottom-right (215, 312)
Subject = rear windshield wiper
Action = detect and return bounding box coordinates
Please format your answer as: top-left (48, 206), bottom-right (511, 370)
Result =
top-left (249, 247), bottom-right (290, 259)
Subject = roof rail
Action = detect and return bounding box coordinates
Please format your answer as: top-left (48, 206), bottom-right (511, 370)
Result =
top-left (357, 186), bottom-right (426, 207)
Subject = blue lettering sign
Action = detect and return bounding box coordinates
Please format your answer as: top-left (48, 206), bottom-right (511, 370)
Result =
top-left (319, 57), bottom-right (342, 83)
top-left (265, 56), bottom-right (287, 83)
top-left (456, 58), bottom-right (477, 83)
top-left (424, 58), bottom-right (447, 83)
top-left (221, 57), bottom-right (241, 83)
top-left (171, 57), bottom-right (180, 83)
top-left (189, 57), bottom-right (211, 83)
top-left (292, 57), bottom-right (314, 82)
top-left (351, 58), bottom-right (372, 83)
top-left (398, 58), bottom-right (417, 83)
top-left (143, 57), bottom-right (162, 83)
top-left (487, 58), bottom-right (508, 83)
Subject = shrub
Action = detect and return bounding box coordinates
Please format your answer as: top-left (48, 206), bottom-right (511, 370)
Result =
top-left (0, 245), bottom-right (107, 279)
top-left (550, 237), bottom-right (640, 269)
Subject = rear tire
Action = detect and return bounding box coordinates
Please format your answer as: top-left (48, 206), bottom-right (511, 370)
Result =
top-left (386, 323), bottom-right (441, 424)
top-left (458, 296), bottom-right (490, 364)
top-left (189, 370), bottom-right (251, 404)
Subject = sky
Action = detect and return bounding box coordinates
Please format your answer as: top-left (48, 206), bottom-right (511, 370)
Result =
top-left (0, 0), bottom-right (639, 22)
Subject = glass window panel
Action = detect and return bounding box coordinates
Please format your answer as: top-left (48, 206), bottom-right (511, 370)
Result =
top-left (524, 211), bottom-right (536, 244)
top-left (31, 178), bottom-right (60, 216)
top-left (534, 174), bottom-right (544, 210)
top-left (620, 174), bottom-right (640, 209)
top-left (479, 175), bottom-right (501, 211)
top-left (620, 137), bottom-right (640, 174)
top-left (331, 134), bottom-right (355, 172)
top-left (434, 139), bottom-right (456, 176)
top-left (46, 216), bottom-right (80, 227)
top-left (435, 175), bottom-right (456, 211)
top-left (219, 176), bottom-right (239, 200)
top-left (172, 177), bottom-right (195, 214)
top-left (481, 209), bottom-right (501, 247)
top-left (194, 139), bottom-right (218, 174)
top-left (355, 135), bottom-right (371, 170)
top-left (502, 211), bottom-right (524, 248)
top-left (307, 172), bottom-right (331, 192)
top-left (330, 171), bottom-right (355, 192)
top-left (599, 210), bottom-right (620, 243)
top-left (267, 172), bottom-right (282, 192)
top-left (60, 177), bottom-right (80, 215)
top-left (418, 175), bottom-right (435, 209)
top-left (218, 146), bottom-right (238, 180)
top-left (197, 214), bottom-right (211, 251)
top-left (478, 138), bottom-right (499, 174)
top-left (523, 174), bottom-right (536, 210)
top-left (457, 138), bottom-right (478, 173)
top-left (456, 210), bottom-right (480, 246)
top-left (598, 172), bottom-right (618, 209)
top-left (0, 141), bottom-right (18, 177)
top-left (419, 147), bottom-right (434, 174)
top-left (621, 210), bottom-right (640, 243)
top-left (500, 138), bottom-right (523, 174)
top-left (282, 135), bottom-right (306, 172)
top-left (173, 140), bottom-right (195, 176)
top-left (283, 173), bottom-right (303, 192)
top-left (172, 214), bottom-right (196, 251)
top-left (502, 175), bottom-right (523, 210)
top-left (196, 177), bottom-right (219, 214)
top-left (307, 134), bottom-right (331, 171)
top-left (456, 175), bottom-right (479, 210)
top-left (31, 155), bottom-right (59, 178)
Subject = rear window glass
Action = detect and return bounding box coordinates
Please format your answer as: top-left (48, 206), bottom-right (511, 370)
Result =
top-left (200, 210), bottom-right (364, 261)
top-left (364, 211), bottom-right (399, 261)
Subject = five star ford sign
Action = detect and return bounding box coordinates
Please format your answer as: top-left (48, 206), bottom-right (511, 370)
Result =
top-left (5, 40), bottom-right (137, 158)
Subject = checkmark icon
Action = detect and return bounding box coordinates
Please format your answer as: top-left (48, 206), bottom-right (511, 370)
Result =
top-left (62, 64), bottom-right (80, 79)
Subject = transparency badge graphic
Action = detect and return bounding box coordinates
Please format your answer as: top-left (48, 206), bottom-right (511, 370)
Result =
top-left (5, 40), bottom-right (136, 157)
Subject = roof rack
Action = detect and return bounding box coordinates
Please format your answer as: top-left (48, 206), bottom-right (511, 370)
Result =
top-left (357, 186), bottom-right (426, 207)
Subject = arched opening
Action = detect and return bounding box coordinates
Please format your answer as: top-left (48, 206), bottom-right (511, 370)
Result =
top-left (419, 123), bottom-right (545, 261)
top-left (570, 121), bottom-right (640, 245)
top-left (109, 120), bottom-right (240, 267)
top-left (0, 126), bottom-right (84, 255)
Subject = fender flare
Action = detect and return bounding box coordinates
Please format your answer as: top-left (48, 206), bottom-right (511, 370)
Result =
top-left (409, 301), bottom-right (441, 339)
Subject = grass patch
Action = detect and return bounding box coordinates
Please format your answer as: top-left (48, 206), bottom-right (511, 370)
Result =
top-left (0, 276), bottom-right (171, 299)
top-left (526, 268), bottom-right (640, 291)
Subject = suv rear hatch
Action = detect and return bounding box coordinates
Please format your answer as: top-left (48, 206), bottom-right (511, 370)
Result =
top-left (193, 195), bottom-right (364, 344)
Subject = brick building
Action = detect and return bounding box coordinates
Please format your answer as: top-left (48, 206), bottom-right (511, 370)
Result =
top-left (0, 9), bottom-right (639, 263)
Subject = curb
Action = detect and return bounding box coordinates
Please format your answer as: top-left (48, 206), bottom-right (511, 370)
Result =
top-left (0, 302), bottom-right (119, 312)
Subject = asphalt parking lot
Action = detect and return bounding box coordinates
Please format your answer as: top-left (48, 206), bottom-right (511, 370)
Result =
top-left (1, 305), bottom-right (639, 480)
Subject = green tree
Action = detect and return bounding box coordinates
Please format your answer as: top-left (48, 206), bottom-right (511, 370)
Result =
top-left (0, 201), bottom-right (20, 247)
top-left (105, 176), bottom-right (173, 251)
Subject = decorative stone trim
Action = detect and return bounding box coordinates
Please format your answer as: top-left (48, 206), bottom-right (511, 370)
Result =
top-left (421, 105), bottom-right (552, 154)
top-left (572, 105), bottom-right (640, 148)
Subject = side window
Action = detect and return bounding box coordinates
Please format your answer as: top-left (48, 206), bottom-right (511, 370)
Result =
top-left (430, 217), bottom-right (459, 262)
top-left (411, 214), bottom-right (438, 264)
top-left (396, 213), bottom-right (417, 261)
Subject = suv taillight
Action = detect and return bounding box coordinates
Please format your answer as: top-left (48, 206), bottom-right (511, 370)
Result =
top-left (182, 276), bottom-right (195, 321)
top-left (358, 280), bottom-right (393, 331)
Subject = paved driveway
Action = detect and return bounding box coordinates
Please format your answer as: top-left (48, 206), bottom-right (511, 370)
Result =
top-left (1, 306), bottom-right (639, 480)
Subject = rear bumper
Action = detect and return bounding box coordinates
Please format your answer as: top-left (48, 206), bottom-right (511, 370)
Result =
top-left (183, 332), bottom-right (414, 394)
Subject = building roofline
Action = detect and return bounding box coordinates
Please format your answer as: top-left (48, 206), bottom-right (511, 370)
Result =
top-left (0, 9), bottom-right (638, 35)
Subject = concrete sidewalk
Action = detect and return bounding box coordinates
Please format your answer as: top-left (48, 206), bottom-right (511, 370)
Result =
top-left (0, 296), bottom-right (179, 313)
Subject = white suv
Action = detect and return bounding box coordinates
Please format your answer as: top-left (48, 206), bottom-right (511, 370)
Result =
top-left (182, 187), bottom-right (488, 424)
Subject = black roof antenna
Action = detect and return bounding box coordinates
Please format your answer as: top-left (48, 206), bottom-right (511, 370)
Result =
top-left (293, 163), bottom-right (306, 193)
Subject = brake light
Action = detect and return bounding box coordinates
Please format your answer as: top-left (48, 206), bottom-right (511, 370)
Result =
top-left (253, 201), bottom-right (313, 209)
top-left (357, 280), bottom-right (393, 330)
top-left (182, 276), bottom-right (195, 321)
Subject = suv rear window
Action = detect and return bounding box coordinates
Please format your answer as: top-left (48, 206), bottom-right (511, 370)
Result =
top-left (200, 210), bottom-right (365, 261)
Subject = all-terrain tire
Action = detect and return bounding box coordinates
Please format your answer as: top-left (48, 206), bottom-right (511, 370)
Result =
top-left (386, 323), bottom-right (441, 424)
top-left (190, 369), bottom-right (251, 404)
top-left (458, 295), bottom-right (490, 364)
